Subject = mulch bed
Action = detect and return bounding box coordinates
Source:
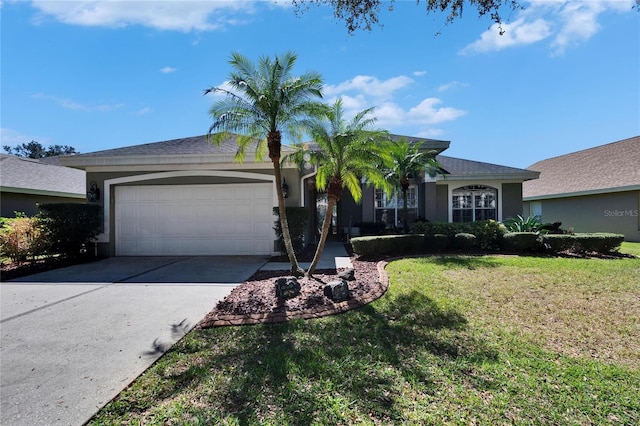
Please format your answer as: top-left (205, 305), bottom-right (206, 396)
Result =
top-left (196, 257), bottom-right (388, 328)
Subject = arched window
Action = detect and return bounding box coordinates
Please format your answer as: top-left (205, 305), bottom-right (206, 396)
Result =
top-left (452, 185), bottom-right (497, 222)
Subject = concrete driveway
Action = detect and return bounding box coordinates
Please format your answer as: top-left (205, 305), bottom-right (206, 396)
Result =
top-left (0, 256), bottom-right (268, 426)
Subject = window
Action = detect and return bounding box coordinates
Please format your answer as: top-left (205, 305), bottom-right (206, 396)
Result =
top-left (452, 185), bottom-right (497, 222)
top-left (530, 201), bottom-right (542, 219)
top-left (375, 186), bottom-right (418, 228)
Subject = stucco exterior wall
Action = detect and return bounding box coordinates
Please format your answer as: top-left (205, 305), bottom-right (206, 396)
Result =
top-left (1, 192), bottom-right (85, 217)
top-left (524, 190), bottom-right (640, 242)
top-left (435, 185), bottom-right (449, 222)
top-left (502, 183), bottom-right (524, 220)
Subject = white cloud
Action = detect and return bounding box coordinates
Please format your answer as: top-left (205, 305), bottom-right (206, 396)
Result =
top-left (407, 98), bottom-right (467, 125)
top-left (324, 75), bottom-right (414, 98)
top-left (459, 17), bottom-right (552, 55)
top-left (160, 66), bottom-right (177, 74)
top-left (460, 0), bottom-right (635, 55)
top-left (30, 0), bottom-right (255, 32)
top-left (325, 74), bottom-right (466, 133)
top-left (0, 128), bottom-right (51, 147)
top-left (31, 92), bottom-right (123, 112)
top-left (438, 81), bottom-right (469, 92)
top-left (135, 107), bottom-right (153, 115)
top-left (413, 70), bottom-right (427, 77)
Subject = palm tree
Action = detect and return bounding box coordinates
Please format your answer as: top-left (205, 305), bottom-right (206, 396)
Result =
top-left (385, 138), bottom-right (443, 233)
top-left (205, 52), bottom-right (324, 276)
top-left (287, 98), bottom-right (390, 276)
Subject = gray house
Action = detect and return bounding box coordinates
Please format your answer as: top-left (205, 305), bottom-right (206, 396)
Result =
top-left (523, 136), bottom-right (640, 242)
top-left (61, 134), bottom-right (539, 257)
top-left (0, 154), bottom-right (86, 217)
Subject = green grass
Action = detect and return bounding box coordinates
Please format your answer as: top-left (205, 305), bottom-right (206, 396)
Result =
top-left (90, 246), bottom-right (640, 425)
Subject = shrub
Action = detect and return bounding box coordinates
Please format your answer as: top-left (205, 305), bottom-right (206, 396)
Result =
top-left (354, 222), bottom-right (386, 236)
top-left (539, 221), bottom-right (565, 234)
top-left (273, 207), bottom-right (309, 255)
top-left (504, 214), bottom-right (542, 233)
top-left (350, 234), bottom-right (424, 257)
top-left (0, 216), bottom-right (48, 262)
top-left (468, 220), bottom-right (507, 250)
top-left (37, 203), bottom-right (102, 258)
top-left (412, 220), bottom-right (504, 251)
top-left (454, 233), bottom-right (477, 250)
top-left (542, 233), bottom-right (625, 254)
top-left (503, 232), bottom-right (542, 253)
top-left (424, 233), bottom-right (449, 252)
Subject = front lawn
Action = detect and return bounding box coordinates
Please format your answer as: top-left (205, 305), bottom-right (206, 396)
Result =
top-left (89, 245), bottom-right (640, 425)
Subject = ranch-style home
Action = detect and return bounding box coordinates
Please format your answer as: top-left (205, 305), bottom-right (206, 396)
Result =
top-left (60, 134), bottom-right (539, 257)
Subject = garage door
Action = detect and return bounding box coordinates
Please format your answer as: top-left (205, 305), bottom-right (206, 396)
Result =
top-left (115, 184), bottom-right (275, 255)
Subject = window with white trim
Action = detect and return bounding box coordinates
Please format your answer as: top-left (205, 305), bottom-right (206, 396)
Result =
top-left (452, 185), bottom-right (497, 222)
top-left (375, 186), bottom-right (418, 228)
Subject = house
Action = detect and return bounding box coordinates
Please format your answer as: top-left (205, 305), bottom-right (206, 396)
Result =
top-left (0, 154), bottom-right (86, 217)
top-left (337, 138), bottom-right (540, 236)
top-left (60, 134), bottom-right (539, 257)
top-left (522, 136), bottom-right (640, 242)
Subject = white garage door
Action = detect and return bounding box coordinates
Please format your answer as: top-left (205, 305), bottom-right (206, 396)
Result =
top-left (115, 184), bottom-right (275, 256)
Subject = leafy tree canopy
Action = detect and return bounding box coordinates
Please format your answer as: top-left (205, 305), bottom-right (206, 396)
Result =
top-left (3, 141), bottom-right (79, 158)
top-left (292, 0), bottom-right (523, 33)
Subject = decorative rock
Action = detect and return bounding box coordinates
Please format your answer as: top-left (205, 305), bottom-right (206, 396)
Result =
top-left (338, 268), bottom-right (355, 281)
top-left (274, 276), bottom-right (301, 300)
top-left (323, 279), bottom-right (350, 302)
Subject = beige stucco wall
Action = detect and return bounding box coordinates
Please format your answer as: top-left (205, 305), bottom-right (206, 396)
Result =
top-left (524, 190), bottom-right (640, 242)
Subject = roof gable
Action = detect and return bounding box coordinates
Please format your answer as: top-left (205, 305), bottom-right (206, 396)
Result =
top-left (523, 136), bottom-right (640, 199)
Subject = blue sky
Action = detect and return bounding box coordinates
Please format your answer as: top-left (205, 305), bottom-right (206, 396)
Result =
top-left (1, 0), bottom-right (638, 168)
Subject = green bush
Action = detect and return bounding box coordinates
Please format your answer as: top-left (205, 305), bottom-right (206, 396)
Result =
top-left (542, 233), bottom-right (625, 254)
top-left (273, 207), bottom-right (309, 255)
top-left (354, 222), bottom-right (386, 236)
top-left (37, 203), bottom-right (102, 258)
top-left (0, 216), bottom-right (48, 262)
top-left (503, 232), bottom-right (542, 253)
top-left (468, 220), bottom-right (507, 250)
top-left (454, 233), bottom-right (477, 250)
top-left (350, 234), bottom-right (424, 257)
top-left (424, 233), bottom-right (449, 252)
top-left (504, 214), bottom-right (542, 232)
top-left (412, 220), bottom-right (504, 251)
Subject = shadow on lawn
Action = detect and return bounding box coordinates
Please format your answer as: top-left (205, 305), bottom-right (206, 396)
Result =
top-left (128, 289), bottom-right (500, 425)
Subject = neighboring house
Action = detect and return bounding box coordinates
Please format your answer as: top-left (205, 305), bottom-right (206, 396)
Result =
top-left (0, 154), bottom-right (86, 217)
top-left (61, 134), bottom-right (539, 257)
top-left (523, 136), bottom-right (640, 242)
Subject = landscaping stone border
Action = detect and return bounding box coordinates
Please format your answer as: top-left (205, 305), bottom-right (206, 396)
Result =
top-left (202, 260), bottom-right (389, 328)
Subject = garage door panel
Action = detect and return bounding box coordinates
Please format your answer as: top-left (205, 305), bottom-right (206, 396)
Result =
top-left (115, 184), bottom-right (275, 255)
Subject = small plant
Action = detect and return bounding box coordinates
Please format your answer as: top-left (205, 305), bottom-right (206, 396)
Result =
top-left (0, 215), bottom-right (48, 262)
top-left (504, 215), bottom-right (542, 233)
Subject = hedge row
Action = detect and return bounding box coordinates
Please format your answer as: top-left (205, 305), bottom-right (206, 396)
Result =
top-left (411, 220), bottom-right (507, 251)
top-left (1, 203), bottom-right (102, 261)
top-left (350, 231), bottom-right (625, 256)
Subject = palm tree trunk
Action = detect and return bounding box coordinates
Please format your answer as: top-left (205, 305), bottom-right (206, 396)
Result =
top-left (268, 130), bottom-right (303, 276)
top-left (402, 187), bottom-right (409, 234)
top-left (306, 195), bottom-right (337, 277)
top-left (273, 161), bottom-right (304, 276)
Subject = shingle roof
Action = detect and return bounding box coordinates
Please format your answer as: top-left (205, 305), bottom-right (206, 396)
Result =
top-left (0, 154), bottom-right (85, 196)
top-left (437, 155), bottom-right (539, 179)
top-left (523, 136), bottom-right (640, 199)
top-left (61, 134), bottom-right (295, 168)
